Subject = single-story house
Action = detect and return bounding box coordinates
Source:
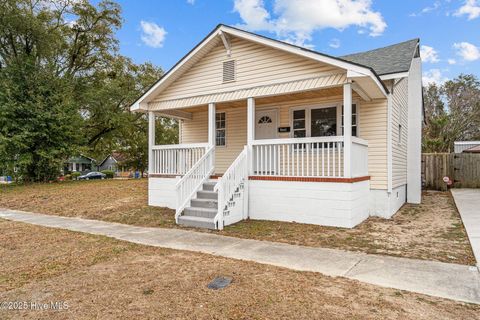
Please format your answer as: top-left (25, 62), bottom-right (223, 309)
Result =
top-left (98, 152), bottom-right (130, 175)
top-left (130, 24), bottom-right (423, 230)
top-left (454, 141), bottom-right (480, 153)
top-left (65, 155), bottom-right (97, 174)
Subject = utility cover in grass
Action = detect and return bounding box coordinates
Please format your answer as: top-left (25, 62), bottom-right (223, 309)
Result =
top-left (207, 276), bottom-right (232, 290)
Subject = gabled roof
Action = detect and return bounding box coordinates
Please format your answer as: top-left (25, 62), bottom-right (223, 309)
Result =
top-left (67, 154), bottom-right (96, 164)
top-left (341, 39), bottom-right (419, 76)
top-left (131, 24), bottom-right (391, 112)
top-left (99, 152), bottom-right (128, 166)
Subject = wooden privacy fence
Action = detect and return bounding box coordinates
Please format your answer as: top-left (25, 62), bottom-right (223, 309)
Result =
top-left (422, 153), bottom-right (480, 190)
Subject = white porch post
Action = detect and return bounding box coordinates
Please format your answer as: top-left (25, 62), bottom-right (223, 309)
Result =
top-left (208, 103), bottom-right (216, 147)
top-left (148, 111), bottom-right (155, 174)
top-left (247, 97), bottom-right (255, 175)
top-left (343, 83), bottom-right (352, 178)
top-left (208, 103), bottom-right (216, 172)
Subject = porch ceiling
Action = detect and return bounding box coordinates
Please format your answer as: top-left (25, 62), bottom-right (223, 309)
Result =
top-left (148, 73), bottom-right (347, 111)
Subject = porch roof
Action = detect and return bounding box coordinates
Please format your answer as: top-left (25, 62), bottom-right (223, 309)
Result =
top-left (148, 73), bottom-right (347, 111)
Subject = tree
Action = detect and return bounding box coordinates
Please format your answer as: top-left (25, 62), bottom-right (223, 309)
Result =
top-left (422, 74), bottom-right (480, 152)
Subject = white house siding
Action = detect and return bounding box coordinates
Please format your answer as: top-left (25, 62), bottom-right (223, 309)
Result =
top-left (248, 179), bottom-right (370, 228)
top-left (153, 36), bottom-right (344, 103)
top-left (358, 99), bottom-right (388, 190)
top-left (392, 77), bottom-right (408, 189)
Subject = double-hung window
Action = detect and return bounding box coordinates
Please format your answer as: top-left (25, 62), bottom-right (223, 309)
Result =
top-left (216, 112), bottom-right (226, 146)
top-left (292, 110), bottom-right (306, 138)
top-left (341, 104), bottom-right (358, 136)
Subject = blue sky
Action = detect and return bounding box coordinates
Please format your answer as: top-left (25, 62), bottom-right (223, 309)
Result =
top-left (116, 0), bottom-right (480, 85)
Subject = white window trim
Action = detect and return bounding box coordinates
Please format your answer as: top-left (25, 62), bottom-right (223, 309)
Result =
top-left (215, 111), bottom-right (227, 147)
top-left (289, 101), bottom-right (360, 138)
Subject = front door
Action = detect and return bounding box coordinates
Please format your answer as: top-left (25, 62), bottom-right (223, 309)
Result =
top-left (254, 109), bottom-right (278, 175)
top-left (255, 109), bottom-right (278, 140)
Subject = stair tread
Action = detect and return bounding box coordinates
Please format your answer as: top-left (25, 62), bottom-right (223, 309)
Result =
top-left (179, 215), bottom-right (214, 222)
top-left (186, 206), bottom-right (217, 213)
top-left (192, 198), bottom-right (218, 203)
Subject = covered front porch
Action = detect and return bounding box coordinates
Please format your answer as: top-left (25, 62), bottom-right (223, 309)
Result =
top-left (148, 83), bottom-right (369, 180)
top-left (146, 83), bottom-right (374, 230)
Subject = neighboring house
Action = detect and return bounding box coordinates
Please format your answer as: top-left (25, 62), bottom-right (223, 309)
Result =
top-left (99, 152), bottom-right (133, 176)
top-left (130, 25), bottom-right (423, 230)
top-left (462, 145), bottom-right (480, 153)
top-left (65, 155), bottom-right (96, 174)
top-left (454, 141), bottom-right (480, 153)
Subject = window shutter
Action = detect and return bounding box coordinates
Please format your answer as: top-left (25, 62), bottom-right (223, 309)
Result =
top-left (222, 60), bottom-right (235, 82)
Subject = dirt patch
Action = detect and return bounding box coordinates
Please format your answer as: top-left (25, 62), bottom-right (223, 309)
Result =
top-left (0, 220), bottom-right (478, 319)
top-left (0, 180), bottom-right (475, 265)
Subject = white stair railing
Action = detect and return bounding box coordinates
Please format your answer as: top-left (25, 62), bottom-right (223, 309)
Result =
top-left (214, 146), bottom-right (248, 230)
top-left (175, 146), bottom-right (215, 222)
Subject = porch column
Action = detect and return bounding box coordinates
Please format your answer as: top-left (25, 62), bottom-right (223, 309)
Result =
top-left (148, 111), bottom-right (155, 174)
top-left (247, 97), bottom-right (255, 175)
top-left (208, 103), bottom-right (216, 147)
top-left (343, 83), bottom-right (352, 178)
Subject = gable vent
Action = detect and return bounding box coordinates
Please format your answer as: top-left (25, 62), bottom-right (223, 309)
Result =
top-left (222, 60), bottom-right (236, 83)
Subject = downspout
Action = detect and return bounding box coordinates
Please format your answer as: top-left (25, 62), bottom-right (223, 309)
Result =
top-left (387, 81), bottom-right (394, 194)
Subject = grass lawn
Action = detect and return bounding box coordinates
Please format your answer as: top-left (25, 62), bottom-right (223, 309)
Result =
top-left (1, 219), bottom-right (479, 319)
top-left (0, 179), bottom-right (475, 265)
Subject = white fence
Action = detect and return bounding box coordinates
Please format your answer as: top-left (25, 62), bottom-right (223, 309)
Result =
top-left (151, 143), bottom-right (208, 175)
top-left (251, 137), bottom-right (345, 177)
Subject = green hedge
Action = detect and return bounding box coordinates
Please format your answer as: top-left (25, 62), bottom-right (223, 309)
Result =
top-left (71, 172), bottom-right (81, 180)
top-left (101, 170), bottom-right (114, 179)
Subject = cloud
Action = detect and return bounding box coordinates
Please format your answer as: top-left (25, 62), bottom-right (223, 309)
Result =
top-left (423, 69), bottom-right (448, 86)
top-left (187, 0), bottom-right (195, 4)
top-left (233, 0), bottom-right (386, 47)
top-left (140, 21), bottom-right (167, 48)
top-left (409, 1), bottom-right (441, 17)
top-left (453, 42), bottom-right (480, 61)
top-left (454, 0), bottom-right (480, 20)
top-left (447, 58), bottom-right (457, 65)
top-left (420, 45), bottom-right (440, 63)
top-left (329, 38), bottom-right (341, 49)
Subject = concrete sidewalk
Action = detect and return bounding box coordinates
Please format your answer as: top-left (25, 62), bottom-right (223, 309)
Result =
top-left (1, 209), bottom-right (479, 304)
top-left (451, 189), bottom-right (480, 267)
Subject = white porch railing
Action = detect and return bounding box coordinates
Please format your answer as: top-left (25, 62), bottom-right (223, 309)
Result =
top-left (352, 137), bottom-right (369, 178)
top-left (214, 146), bottom-right (248, 230)
top-left (151, 143), bottom-right (208, 175)
top-left (252, 136), bottom-right (345, 177)
top-left (175, 146), bottom-right (215, 222)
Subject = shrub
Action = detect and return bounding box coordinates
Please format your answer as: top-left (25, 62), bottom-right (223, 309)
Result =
top-left (64, 174), bottom-right (72, 181)
top-left (71, 172), bottom-right (81, 180)
top-left (101, 170), bottom-right (114, 179)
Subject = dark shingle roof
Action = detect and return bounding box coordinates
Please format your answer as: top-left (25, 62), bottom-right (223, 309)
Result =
top-left (340, 39), bottom-right (419, 76)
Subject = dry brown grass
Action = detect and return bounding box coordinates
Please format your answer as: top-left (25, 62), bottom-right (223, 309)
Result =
top-left (1, 219), bottom-right (479, 320)
top-left (0, 179), bottom-right (475, 265)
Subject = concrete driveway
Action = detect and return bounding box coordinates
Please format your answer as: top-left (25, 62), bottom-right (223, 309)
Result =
top-left (451, 189), bottom-right (480, 267)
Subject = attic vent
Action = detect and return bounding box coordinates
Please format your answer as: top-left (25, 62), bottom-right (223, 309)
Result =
top-left (223, 60), bottom-right (235, 83)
